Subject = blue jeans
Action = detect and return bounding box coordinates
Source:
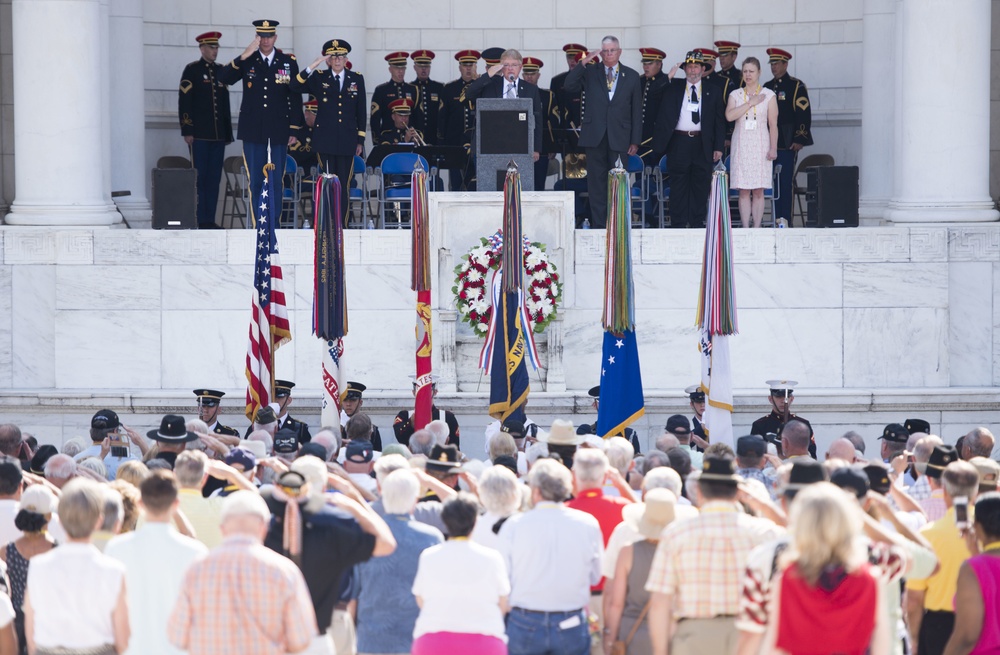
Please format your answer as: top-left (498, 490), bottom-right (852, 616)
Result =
top-left (243, 141), bottom-right (288, 223)
top-left (506, 608), bottom-right (590, 655)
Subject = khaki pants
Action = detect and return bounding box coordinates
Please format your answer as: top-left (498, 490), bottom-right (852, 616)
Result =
top-left (671, 617), bottom-right (738, 655)
top-left (589, 593), bottom-right (604, 655)
top-left (329, 608), bottom-right (356, 655)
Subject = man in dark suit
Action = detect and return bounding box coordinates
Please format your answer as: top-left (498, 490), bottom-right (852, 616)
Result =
top-left (178, 31), bottom-right (233, 229)
top-left (219, 20), bottom-right (303, 218)
top-left (652, 51), bottom-right (725, 229)
top-left (294, 38), bottom-right (366, 227)
top-left (564, 36), bottom-right (642, 228)
top-left (463, 48), bottom-right (543, 164)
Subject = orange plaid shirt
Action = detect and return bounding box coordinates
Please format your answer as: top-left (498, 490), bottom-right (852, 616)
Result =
top-left (168, 535), bottom-right (318, 655)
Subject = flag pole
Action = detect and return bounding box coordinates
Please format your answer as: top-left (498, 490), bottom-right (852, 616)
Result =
top-left (411, 159), bottom-right (433, 431)
top-left (313, 168), bottom-right (348, 429)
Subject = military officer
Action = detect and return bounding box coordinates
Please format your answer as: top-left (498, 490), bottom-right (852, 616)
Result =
top-left (193, 389), bottom-right (241, 439)
top-left (696, 48), bottom-right (731, 100)
top-left (218, 20), bottom-right (303, 220)
top-left (749, 379), bottom-right (815, 457)
top-left (715, 41), bottom-right (743, 90)
top-left (576, 385), bottom-right (642, 454)
top-left (550, 43), bottom-right (588, 148)
top-left (685, 384), bottom-right (710, 450)
top-left (638, 47), bottom-right (675, 165)
top-left (339, 381), bottom-right (383, 451)
top-left (289, 99), bottom-right (320, 172)
top-left (440, 49), bottom-right (480, 191)
top-left (410, 50), bottom-right (444, 145)
top-left (273, 380), bottom-right (312, 444)
top-left (521, 57), bottom-right (559, 191)
top-left (763, 48), bottom-right (813, 225)
top-left (394, 378), bottom-right (461, 449)
top-left (378, 98), bottom-right (422, 145)
top-left (295, 38), bottom-right (367, 227)
top-left (370, 52), bottom-right (420, 142)
top-left (178, 31), bottom-right (233, 230)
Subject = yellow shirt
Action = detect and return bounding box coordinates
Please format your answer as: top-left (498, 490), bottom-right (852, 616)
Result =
top-left (178, 488), bottom-right (224, 549)
top-left (905, 506), bottom-right (972, 611)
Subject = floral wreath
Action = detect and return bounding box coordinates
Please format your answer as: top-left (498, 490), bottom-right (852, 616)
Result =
top-left (453, 229), bottom-right (563, 336)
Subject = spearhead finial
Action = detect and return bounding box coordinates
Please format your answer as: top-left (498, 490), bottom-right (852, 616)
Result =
top-left (506, 159), bottom-right (518, 173)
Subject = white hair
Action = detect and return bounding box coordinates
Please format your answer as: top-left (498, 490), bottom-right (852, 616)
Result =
top-left (426, 420), bottom-right (450, 446)
top-left (186, 418), bottom-right (209, 433)
top-left (525, 441), bottom-right (549, 466)
top-left (642, 466), bottom-right (683, 496)
top-left (220, 490), bottom-right (271, 523)
top-left (78, 457), bottom-right (108, 480)
top-left (381, 469), bottom-right (420, 514)
top-left (573, 448), bottom-right (609, 487)
top-left (45, 454), bottom-right (77, 480)
top-left (374, 453), bottom-right (410, 483)
top-left (529, 459), bottom-right (573, 502)
top-left (60, 438), bottom-right (87, 458)
top-left (247, 429), bottom-right (274, 455)
top-left (478, 465), bottom-right (521, 517)
top-left (605, 437), bottom-right (633, 476)
top-left (312, 429), bottom-right (340, 461)
top-left (99, 487), bottom-right (124, 532)
top-left (290, 455), bottom-right (328, 495)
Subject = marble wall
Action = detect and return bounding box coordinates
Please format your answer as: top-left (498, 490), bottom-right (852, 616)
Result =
top-left (1, 203), bottom-right (998, 455)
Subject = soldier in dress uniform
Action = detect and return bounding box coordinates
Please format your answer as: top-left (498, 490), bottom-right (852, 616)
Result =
top-left (294, 38), bottom-right (367, 227)
top-left (370, 52), bottom-right (420, 143)
top-left (685, 384), bottom-right (710, 450)
top-left (440, 50), bottom-right (481, 191)
top-left (218, 20), bottom-right (303, 219)
top-left (696, 48), bottom-right (731, 102)
top-left (550, 43), bottom-right (588, 148)
top-left (638, 47), bottom-right (675, 166)
top-left (715, 41), bottom-right (743, 90)
top-left (576, 385), bottom-right (642, 454)
top-left (289, 99), bottom-right (320, 172)
top-left (178, 31), bottom-right (233, 230)
top-left (378, 98), bottom-right (422, 145)
top-left (749, 380), bottom-right (815, 457)
top-left (193, 389), bottom-right (241, 439)
top-left (273, 380), bottom-right (312, 444)
top-left (521, 57), bottom-right (559, 191)
top-left (339, 381), bottom-right (383, 451)
top-left (410, 50), bottom-right (444, 145)
top-left (393, 378), bottom-right (461, 449)
top-left (763, 48), bottom-right (813, 225)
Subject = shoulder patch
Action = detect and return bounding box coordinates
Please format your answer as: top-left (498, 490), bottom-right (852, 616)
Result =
top-left (289, 54), bottom-right (297, 60)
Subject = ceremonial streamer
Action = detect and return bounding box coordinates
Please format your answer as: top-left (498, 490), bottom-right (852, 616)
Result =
top-left (313, 174), bottom-right (348, 427)
top-left (411, 161), bottom-right (433, 431)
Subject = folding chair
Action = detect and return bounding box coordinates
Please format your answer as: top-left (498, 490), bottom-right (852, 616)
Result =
top-left (221, 156), bottom-right (249, 229)
top-left (654, 155), bottom-right (670, 228)
top-left (626, 154), bottom-right (649, 228)
top-left (375, 152), bottom-right (431, 229)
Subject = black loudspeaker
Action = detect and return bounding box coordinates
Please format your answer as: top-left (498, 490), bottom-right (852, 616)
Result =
top-left (806, 165), bottom-right (859, 227)
top-left (152, 168), bottom-right (197, 229)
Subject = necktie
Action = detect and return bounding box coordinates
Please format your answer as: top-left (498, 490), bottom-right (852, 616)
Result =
top-left (690, 85), bottom-right (700, 125)
top-left (334, 74), bottom-right (341, 90)
top-left (506, 82), bottom-right (516, 98)
top-left (607, 67), bottom-right (615, 89)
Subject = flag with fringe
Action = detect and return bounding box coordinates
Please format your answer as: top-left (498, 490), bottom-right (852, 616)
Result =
top-left (245, 144), bottom-right (291, 420)
top-left (696, 165), bottom-right (738, 449)
top-left (597, 160), bottom-right (644, 438)
top-left (313, 173), bottom-right (348, 427)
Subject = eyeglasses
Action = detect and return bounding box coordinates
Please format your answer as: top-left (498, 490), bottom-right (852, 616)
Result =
top-left (329, 54), bottom-right (347, 59)
top-left (601, 49), bottom-right (620, 55)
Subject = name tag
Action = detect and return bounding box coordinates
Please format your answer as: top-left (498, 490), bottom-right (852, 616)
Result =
top-left (687, 102), bottom-right (700, 114)
top-left (745, 119), bottom-right (758, 131)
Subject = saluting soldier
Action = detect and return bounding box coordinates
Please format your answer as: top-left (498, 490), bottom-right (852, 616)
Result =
top-left (178, 31), bottom-right (233, 230)
top-left (410, 50), bottom-right (444, 145)
top-left (273, 380), bottom-right (312, 444)
top-left (289, 99), bottom-right (320, 172)
top-left (370, 52), bottom-right (420, 142)
top-left (749, 380), bottom-right (815, 457)
top-left (218, 19), bottom-right (303, 217)
top-left (294, 38), bottom-right (367, 227)
top-left (715, 41), bottom-right (743, 90)
top-left (763, 47), bottom-right (813, 225)
top-left (550, 43), bottom-right (588, 148)
top-left (638, 47), bottom-right (675, 166)
top-left (193, 389), bottom-right (241, 439)
top-left (521, 57), bottom-right (559, 191)
top-left (440, 49), bottom-right (481, 191)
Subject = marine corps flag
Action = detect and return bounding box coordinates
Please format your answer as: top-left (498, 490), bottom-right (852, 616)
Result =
top-left (411, 160), bottom-right (434, 430)
top-left (484, 162), bottom-right (531, 421)
top-left (597, 160), bottom-right (645, 438)
top-left (313, 173), bottom-right (348, 428)
top-left (696, 164), bottom-right (738, 449)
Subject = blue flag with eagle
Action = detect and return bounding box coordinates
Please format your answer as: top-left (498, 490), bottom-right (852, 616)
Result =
top-left (596, 161), bottom-right (644, 438)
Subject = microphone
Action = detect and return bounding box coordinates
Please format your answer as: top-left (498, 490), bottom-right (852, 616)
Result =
top-left (508, 73), bottom-right (516, 82)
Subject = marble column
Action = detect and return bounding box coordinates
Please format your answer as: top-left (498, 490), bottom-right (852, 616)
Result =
top-left (858, 0), bottom-right (896, 224)
top-left (109, 0), bottom-right (152, 227)
top-left (884, 0), bottom-right (998, 223)
top-left (292, 0), bottom-right (366, 70)
top-left (5, 0), bottom-right (120, 225)
top-left (640, 0), bottom-right (713, 64)
top-left (0, 0), bottom-right (14, 217)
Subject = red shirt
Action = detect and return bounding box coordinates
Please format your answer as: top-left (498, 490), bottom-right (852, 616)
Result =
top-left (567, 488), bottom-right (630, 592)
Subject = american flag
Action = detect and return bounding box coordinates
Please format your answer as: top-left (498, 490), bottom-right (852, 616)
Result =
top-left (245, 159), bottom-right (291, 419)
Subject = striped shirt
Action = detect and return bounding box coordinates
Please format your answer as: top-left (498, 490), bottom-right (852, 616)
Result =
top-left (645, 501), bottom-right (782, 618)
top-left (907, 475), bottom-right (932, 502)
top-left (919, 488), bottom-right (947, 523)
top-left (168, 535), bottom-right (317, 655)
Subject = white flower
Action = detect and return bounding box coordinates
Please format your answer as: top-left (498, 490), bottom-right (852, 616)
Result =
top-left (474, 300), bottom-right (491, 314)
top-left (532, 270), bottom-right (548, 281)
top-left (540, 302), bottom-right (554, 316)
top-left (467, 269), bottom-right (482, 283)
top-left (475, 322), bottom-right (488, 333)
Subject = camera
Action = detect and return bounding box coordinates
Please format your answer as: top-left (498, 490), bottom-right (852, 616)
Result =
top-left (954, 495), bottom-right (970, 531)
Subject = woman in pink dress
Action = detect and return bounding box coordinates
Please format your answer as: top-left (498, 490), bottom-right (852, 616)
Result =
top-left (944, 492), bottom-right (1000, 655)
top-left (725, 57), bottom-right (778, 228)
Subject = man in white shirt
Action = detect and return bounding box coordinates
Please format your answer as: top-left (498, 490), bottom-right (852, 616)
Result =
top-left (0, 457), bottom-right (22, 548)
top-left (105, 470), bottom-right (208, 655)
top-left (498, 459), bottom-right (603, 655)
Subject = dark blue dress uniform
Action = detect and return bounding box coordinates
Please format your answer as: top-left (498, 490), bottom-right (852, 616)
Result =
top-left (289, 102), bottom-right (321, 172)
top-left (291, 40), bottom-right (366, 227)
top-left (763, 48), bottom-right (813, 223)
top-left (637, 48), bottom-right (671, 165)
top-left (410, 50), bottom-right (444, 146)
top-left (218, 20), bottom-right (304, 221)
top-left (440, 50), bottom-right (481, 191)
top-left (715, 41), bottom-right (744, 90)
top-left (550, 44), bottom-right (588, 149)
top-left (178, 32), bottom-right (233, 229)
top-left (370, 52), bottom-right (421, 144)
top-left (521, 57), bottom-right (559, 191)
